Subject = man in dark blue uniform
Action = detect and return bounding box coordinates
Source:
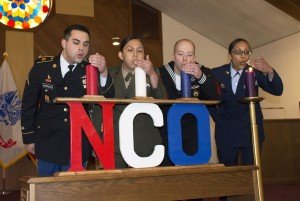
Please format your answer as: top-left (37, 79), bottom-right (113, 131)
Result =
top-left (21, 24), bottom-right (114, 176)
top-left (158, 39), bottom-right (221, 166)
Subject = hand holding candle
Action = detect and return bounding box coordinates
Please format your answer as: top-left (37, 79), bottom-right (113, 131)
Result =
top-left (181, 70), bottom-right (191, 98)
top-left (134, 55), bottom-right (158, 97)
top-left (135, 67), bottom-right (147, 97)
top-left (245, 67), bottom-right (257, 97)
top-left (86, 64), bottom-right (99, 95)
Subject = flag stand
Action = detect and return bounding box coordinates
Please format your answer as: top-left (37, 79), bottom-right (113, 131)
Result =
top-left (1, 168), bottom-right (11, 195)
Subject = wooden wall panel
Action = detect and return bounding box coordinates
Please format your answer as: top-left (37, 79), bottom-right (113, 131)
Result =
top-left (143, 39), bottom-right (163, 68)
top-left (0, 28), bottom-right (5, 64)
top-left (34, 0), bottom-right (131, 67)
top-left (5, 31), bottom-right (34, 98)
top-left (0, 157), bottom-right (37, 190)
top-left (262, 119), bottom-right (300, 184)
top-left (56, 0), bottom-right (94, 17)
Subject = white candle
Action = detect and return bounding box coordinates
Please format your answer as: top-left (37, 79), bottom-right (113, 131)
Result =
top-left (135, 67), bottom-right (147, 97)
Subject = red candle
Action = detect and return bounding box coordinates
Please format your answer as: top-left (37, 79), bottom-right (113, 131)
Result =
top-left (86, 64), bottom-right (99, 95)
top-left (245, 67), bottom-right (257, 97)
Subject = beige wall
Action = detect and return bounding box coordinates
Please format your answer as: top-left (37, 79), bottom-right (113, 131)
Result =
top-left (161, 14), bottom-right (227, 67)
top-left (253, 32), bottom-right (300, 119)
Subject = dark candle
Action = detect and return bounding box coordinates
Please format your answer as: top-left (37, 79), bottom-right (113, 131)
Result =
top-left (86, 64), bottom-right (99, 95)
top-left (245, 67), bottom-right (257, 97)
top-left (180, 70), bottom-right (191, 98)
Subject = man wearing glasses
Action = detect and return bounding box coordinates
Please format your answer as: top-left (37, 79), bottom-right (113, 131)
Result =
top-left (208, 38), bottom-right (283, 170)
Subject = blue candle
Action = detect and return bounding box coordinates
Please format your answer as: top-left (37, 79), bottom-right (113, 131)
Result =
top-left (180, 70), bottom-right (191, 98)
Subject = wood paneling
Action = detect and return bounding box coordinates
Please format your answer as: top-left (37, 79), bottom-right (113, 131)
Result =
top-left (0, 156), bottom-right (37, 190)
top-left (0, 28), bottom-right (5, 64)
top-left (142, 39), bottom-right (163, 68)
top-left (34, 0), bottom-right (131, 68)
top-left (132, 0), bottom-right (161, 40)
top-left (56, 0), bottom-right (94, 17)
top-left (262, 119), bottom-right (300, 184)
top-left (6, 31), bottom-right (34, 98)
top-left (265, 0), bottom-right (300, 21)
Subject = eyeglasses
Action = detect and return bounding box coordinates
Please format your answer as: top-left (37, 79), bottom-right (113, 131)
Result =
top-left (231, 50), bottom-right (252, 56)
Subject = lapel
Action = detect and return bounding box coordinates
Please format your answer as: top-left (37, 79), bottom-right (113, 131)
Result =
top-left (112, 66), bottom-right (127, 98)
top-left (223, 64), bottom-right (234, 96)
top-left (163, 61), bottom-right (179, 97)
top-left (64, 62), bottom-right (85, 84)
top-left (165, 62), bottom-right (177, 90)
top-left (235, 69), bottom-right (246, 98)
top-left (50, 56), bottom-right (64, 85)
top-left (126, 76), bottom-right (136, 98)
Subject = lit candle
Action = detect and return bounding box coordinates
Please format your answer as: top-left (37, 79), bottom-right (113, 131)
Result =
top-left (245, 67), bottom-right (257, 97)
top-left (135, 67), bottom-right (147, 97)
top-left (86, 64), bottom-right (99, 95)
top-left (180, 70), bottom-right (191, 98)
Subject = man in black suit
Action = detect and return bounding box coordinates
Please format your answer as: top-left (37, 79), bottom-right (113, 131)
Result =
top-left (21, 24), bottom-right (114, 176)
top-left (158, 39), bottom-right (220, 166)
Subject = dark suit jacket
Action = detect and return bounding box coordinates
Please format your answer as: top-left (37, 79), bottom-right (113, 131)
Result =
top-left (21, 55), bottom-right (114, 165)
top-left (109, 65), bottom-right (164, 154)
top-left (158, 61), bottom-right (221, 157)
top-left (209, 63), bottom-right (283, 149)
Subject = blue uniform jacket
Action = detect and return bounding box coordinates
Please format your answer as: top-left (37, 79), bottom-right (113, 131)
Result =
top-left (208, 64), bottom-right (283, 149)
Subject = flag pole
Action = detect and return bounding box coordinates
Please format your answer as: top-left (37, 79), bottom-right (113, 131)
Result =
top-left (1, 52), bottom-right (11, 195)
top-left (1, 168), bottom-right (10, 195)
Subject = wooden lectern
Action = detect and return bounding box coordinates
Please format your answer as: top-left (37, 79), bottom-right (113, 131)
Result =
top-left (20, 97), bottom-right (258, 201)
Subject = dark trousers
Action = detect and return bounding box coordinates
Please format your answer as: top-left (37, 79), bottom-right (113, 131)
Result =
top-left (217, 145), bottom-right (259, 201)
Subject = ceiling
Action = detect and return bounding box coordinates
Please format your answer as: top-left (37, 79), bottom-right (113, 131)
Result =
top-left (140, 0), bottom-right (300, 49)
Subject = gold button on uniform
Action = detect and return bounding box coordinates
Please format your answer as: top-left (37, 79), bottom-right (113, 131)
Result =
top-left (64, 108), bottom-right (68, 112)
top-left (64, 118), bottom-right (68, 122)
top-left (64, 86), bottom-right (68, 90)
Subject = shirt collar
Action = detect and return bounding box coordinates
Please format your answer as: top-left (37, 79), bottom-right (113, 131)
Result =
top-left (230, 63), bottom-right (243, 78)
top-left (60, 54), bottom-right (78, 77)
top-left (60, 54), bottom-right (77, 70)
top-left (121, 65), bottom-right (134, 79)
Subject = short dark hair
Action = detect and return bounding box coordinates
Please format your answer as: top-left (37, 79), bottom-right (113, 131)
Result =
top-left (64, 24), bottom-right (90, 40)
top-left (173, 39), bottom-right (195, 53)
top-left (120, 36), bottom-right (141, 52)
top-left (228, 38), bottom-right (250, 53)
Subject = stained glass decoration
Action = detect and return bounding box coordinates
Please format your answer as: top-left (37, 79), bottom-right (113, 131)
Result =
top-left (0, 0), bottom-right (52, 29)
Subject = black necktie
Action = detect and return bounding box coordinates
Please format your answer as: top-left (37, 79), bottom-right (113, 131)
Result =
top-left (232, 71), bottom-right (240, 79)
top-left (64, 64), bottom-right (74, 79)
top-left (124, 72), bottom-right (133, 82)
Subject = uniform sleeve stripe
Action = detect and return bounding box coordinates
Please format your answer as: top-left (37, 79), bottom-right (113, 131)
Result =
top-left (22, 131), bottom-right (34, 135)
top-left (198, 73), bottom-right (207, 84)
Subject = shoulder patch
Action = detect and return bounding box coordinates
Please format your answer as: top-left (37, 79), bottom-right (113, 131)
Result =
top-left (35, 56), bottom-right (54, 64)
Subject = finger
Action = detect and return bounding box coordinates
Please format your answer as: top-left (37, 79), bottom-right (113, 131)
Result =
top-left (260, 52), bottom-right (264, 60)
top-left (146, 54), bottom-right (150, 61)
